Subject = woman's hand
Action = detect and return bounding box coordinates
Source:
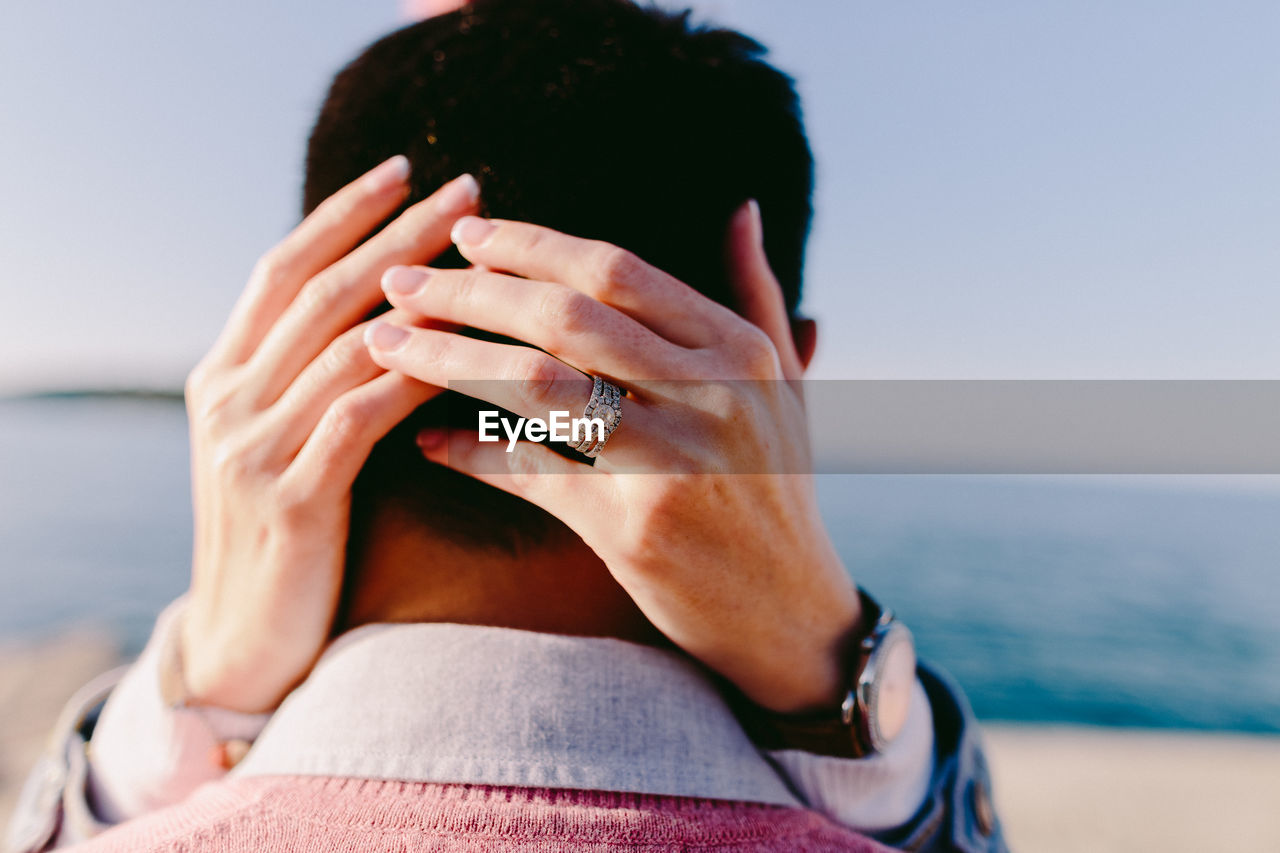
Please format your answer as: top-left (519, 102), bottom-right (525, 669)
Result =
top-left (364, 202), bottom-right (862, 714)
top-left (179, 159), bottom-right (478, 713)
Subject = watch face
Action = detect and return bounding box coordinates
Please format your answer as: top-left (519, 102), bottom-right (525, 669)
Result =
top-left (870, 625), bottom-right (916, 749)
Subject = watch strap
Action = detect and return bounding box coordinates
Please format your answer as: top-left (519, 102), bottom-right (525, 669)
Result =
top-left (735, 589), bottom-right (887, 759)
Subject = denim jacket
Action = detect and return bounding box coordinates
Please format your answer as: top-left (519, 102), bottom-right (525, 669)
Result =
top-left (874, 666), bottom-right (1006, 852)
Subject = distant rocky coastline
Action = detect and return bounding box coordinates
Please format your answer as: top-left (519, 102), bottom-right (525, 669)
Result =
top-left (1, 388), bottom-right (184, 404)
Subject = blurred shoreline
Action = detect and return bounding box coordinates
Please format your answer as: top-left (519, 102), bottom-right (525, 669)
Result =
top-left (0, 389), bottom-right (184, 407)
top-left (2, 631), bottom-right (1277, 852)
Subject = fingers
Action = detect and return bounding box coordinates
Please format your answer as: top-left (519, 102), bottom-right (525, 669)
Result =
top-left (724, 200), bottom-right (804, 381)
top-left (286, 371), bottom-right (442, 498)
top-left (210, 155), bottom-right (412, 366)
top-left (260, 309), bottom-right (419, 458)
top-left (379, 265), bottom-right (684, 379)
top-left (449, 217), bottom-right (744, 348)
top-left (417, 426), bottom-right (617, 538)
top-left (364, 324), bottom-right (652, 462)
top-left (365, 323), bottom-right (589, 415)
top-left (244, 173), bottom-right (480, 408)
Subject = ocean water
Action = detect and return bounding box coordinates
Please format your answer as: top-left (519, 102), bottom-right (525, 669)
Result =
top-left (1, 395), bottom-right (1278, 733)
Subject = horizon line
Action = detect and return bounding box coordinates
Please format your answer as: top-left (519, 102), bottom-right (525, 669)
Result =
top-left (0, 387), bottom-right (184, 403)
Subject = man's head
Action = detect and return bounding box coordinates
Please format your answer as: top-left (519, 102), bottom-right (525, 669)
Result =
top-left (305, 0), bottom-right (814, 554)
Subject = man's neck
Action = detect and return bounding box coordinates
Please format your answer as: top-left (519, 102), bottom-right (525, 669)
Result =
top-left (338, 501), bottom-right (662, 646)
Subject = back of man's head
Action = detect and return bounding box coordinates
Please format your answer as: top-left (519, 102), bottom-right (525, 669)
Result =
top-left (305, 0), bottom-right (814, 550)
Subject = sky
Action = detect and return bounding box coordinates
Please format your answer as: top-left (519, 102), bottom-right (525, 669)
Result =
top-left (1, 1), bottom-right (1278, 393)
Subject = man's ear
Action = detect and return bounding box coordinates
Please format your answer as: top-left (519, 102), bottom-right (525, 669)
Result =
top-left (791, 317), bottom-right (818, 371)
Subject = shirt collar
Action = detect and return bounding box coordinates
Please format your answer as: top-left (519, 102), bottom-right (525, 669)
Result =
top-left (233, 622), bottom-right (802, 808)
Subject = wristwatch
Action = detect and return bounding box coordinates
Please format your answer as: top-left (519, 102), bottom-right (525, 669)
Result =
top-left (743, 588), bottom-right (917, 758)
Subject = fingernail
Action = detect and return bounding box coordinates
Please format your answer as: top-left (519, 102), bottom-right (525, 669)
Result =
top-left (451, 215), bottom-right (496, 247)
top-left (364, 321), bottom-right (410, 352)
top-left (382, 266), bottom-right (431, 296)
top-left (366, 155), bottom-right (411, 191)
top-left (437, 173), bottom-right (480, 209)
top-left (746, 199), bottom-right (764, 249)
top-left (417, 428), bottom-right (447, 451)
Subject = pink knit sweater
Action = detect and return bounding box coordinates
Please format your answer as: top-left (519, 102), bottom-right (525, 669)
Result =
top-left (73, 777), bottom-right (892, 851)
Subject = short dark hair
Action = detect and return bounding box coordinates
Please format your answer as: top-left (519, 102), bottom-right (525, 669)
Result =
top-left (305, 0), bottom-right (814, 551)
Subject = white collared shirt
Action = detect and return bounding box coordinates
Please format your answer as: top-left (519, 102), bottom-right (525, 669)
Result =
top-left (83, 604), bottom-right (935, 839)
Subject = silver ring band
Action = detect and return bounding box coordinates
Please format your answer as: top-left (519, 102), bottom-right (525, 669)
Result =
top-left (570, 375), bottom-right (623, 459)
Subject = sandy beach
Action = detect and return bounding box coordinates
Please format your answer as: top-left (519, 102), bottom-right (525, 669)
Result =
top-left (2, 634), bottom-right (1277, 852)
top-left (0, 629), bottom-right (121, 828)
top-left (984, 725), bottom-right (1280, 852)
